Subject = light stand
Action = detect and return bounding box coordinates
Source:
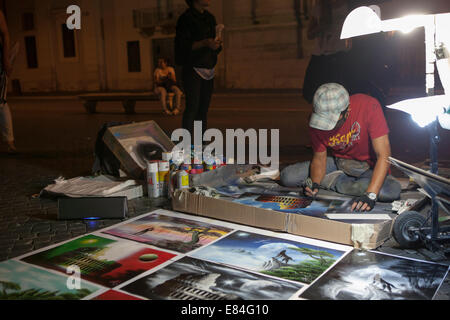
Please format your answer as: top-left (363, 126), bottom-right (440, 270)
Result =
top-left (341, 7), bottom-right (450, 252)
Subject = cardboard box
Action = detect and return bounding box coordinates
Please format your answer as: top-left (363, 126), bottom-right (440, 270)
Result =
top-left (103, 121), bottom-right (175, 179)
top-left (172, 189), bottom-right (393, 249)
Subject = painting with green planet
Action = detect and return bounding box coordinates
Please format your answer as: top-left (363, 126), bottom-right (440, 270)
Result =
top-left (22, 235), bottom-right (176, 288)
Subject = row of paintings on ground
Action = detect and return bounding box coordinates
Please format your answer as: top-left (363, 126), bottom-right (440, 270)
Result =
top-left (0, 209), bottom-right (448, 300)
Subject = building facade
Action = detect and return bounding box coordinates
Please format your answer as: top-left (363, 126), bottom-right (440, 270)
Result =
top-left (3, 0), bottom-right (319, 93)
top-left (2, 0), bottom-right (449, 93)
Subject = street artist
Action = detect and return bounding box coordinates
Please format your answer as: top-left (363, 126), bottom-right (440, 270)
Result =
top-left (281, 83), bottom-right (401, 212)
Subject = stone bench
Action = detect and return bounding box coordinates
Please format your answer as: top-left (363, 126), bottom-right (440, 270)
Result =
top-left (78, 92), bottom-right (161, 114)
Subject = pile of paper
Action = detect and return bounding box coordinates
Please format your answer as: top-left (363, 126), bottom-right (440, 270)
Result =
top-left (42, 175), bottom-right (143, 200)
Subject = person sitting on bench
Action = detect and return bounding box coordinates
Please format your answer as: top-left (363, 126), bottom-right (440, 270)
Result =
top-left (281, 83), bottom-right (401, 212)
top-left (154, 58), bottom-right (182, 116)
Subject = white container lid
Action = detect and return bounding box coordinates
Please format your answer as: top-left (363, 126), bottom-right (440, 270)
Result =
top-left (158, 161), bottom-right (170, 171)
top-left (162, 152), bottom-right (173, 161)
top-left (147, 161), bottom-right (159, 172)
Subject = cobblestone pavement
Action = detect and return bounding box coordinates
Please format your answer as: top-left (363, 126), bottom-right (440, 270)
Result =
top-left (0, 94), bottom-right (449, 299)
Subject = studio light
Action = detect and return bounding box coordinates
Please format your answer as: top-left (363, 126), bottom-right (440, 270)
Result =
top-left (387, 95), bottom-right (448, 128)
top-left (340, 6), bottom-right (431, 39)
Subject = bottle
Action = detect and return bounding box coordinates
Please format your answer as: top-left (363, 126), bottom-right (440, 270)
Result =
top-left (146, 161), bottom-right (160, 198)
top-left (177, 170), bottom-right (190, 190)
top-left (162, 152), bottom-right (173, 164)
top-left (158, 161), bottom-right (170, 197)
top-left (172, 149), bottom-right (184, 169)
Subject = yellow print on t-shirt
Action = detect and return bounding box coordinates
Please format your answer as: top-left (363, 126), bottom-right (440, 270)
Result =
top-left (328, 122), bottom-right (361, 149)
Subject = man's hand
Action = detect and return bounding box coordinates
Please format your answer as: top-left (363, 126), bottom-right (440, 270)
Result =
top-left (304, 178), bottom-right (320, 198)
top-left (305, 186), bottom-right (319, 198)
top-left (351, 194), bottom-right (376, 212)
top-left (205, 38), bottom-right (222, 50)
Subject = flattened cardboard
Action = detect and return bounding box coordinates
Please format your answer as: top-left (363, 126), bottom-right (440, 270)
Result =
top-left (172, 190), bottom-right (393, 249)
top-left (287, 213), bottom-right (352, 245)
top-left (103, 121), bottom-right (174, 178)
top-left (172, 190), bottom-right (288, 232)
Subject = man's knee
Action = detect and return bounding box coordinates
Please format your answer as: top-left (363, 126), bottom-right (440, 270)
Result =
top-left (335, 177), bottom-right (369, 197)
top-left (378, 176), bottom-right (402, 202)
top-left (280, 169), bottom-right (299, 187)
top-left (280, 162), bottom-right (310, 187)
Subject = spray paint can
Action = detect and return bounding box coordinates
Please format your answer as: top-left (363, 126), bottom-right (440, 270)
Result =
top-left (193, 152), bottom-right (203, 165)
top-left (146, 161), bottom-right (160, 198)
top-left (214, 156), bottom-right (222, 167)
top-left (172, 149), bottom-right (184, 168)
top-left (204, 156), bottom-right (215, 171)
top-left (158, 161), bottom-right (170, 197)
top-left (162, 152), bottom-right (172, 163)
top-left (191, 164), bottom-right (204, 174)
top-left (180, 163), bottom-right (191, 173)
top-left (177, 170), bottom-right (190, 189)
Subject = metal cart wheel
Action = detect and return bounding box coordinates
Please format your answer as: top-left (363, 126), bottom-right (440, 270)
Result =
top-left (393, 211), bottom-right (427, 249)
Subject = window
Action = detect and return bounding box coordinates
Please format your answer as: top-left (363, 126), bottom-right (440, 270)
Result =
top-left (22, 12), bottom-right (35, 31)
top-left (127, 41), bottom-right (141, 72)
top-left (24, 36), bottom-right (38, 68)
top-left (61, 24), bottom-right (76, 58)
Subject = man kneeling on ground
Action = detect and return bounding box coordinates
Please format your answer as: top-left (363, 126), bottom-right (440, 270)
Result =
top-left (281, 83), bottom-right (401, 212)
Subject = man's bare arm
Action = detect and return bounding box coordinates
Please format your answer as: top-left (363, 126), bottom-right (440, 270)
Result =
top-left (367, 135), bottom-right (391, 195)
top-left (305, 150), bottom-right (327, 197)
top-left (352, 135), bottom-right (391, 211)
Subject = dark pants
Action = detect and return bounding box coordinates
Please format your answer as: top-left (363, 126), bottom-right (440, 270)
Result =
top-left (182, 67), bottom-right (214, 136)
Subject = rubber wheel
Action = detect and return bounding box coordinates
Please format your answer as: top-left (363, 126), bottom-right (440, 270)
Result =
top-left (393, 211), bottom-right (427, 249)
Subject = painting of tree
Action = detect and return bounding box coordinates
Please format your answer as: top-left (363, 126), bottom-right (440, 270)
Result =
top-left (262, 247), bottom-right (337, 284)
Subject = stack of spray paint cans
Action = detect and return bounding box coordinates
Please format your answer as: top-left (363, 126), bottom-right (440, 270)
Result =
top-left (146, 147), bottom-right (227, 198)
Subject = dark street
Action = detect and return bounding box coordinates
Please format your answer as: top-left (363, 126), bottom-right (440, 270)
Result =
top-left (0, 91), bottom-right (449, 299)
top-left (0, 0), bottom-right (449, 304)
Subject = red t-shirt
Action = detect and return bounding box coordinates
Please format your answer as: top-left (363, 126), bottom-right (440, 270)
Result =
top-left (309, 94), bottom-right (389, 167)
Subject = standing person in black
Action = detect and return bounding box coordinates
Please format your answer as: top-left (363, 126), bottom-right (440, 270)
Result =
top-left (175, 0), bottom-right (222, 136)
top-left (0, 10), bottom-right (16, 154)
